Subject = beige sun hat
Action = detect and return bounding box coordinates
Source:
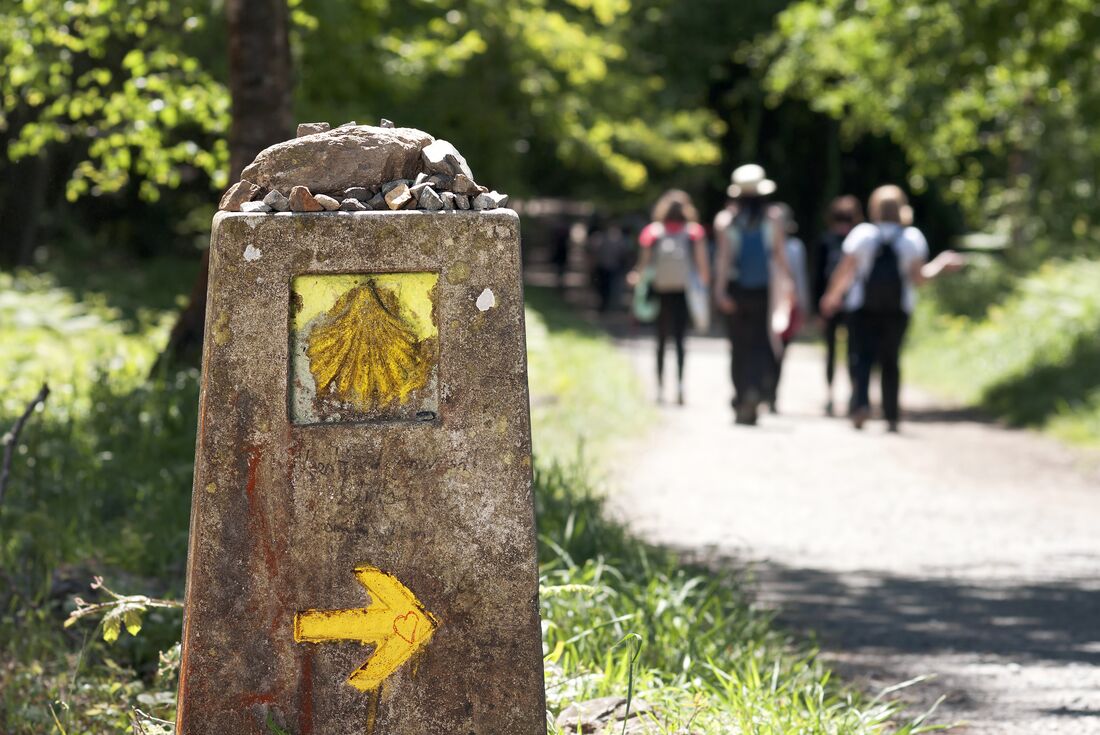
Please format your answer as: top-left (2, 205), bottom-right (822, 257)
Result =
top-left (727, 163), bottom-right (776, 198)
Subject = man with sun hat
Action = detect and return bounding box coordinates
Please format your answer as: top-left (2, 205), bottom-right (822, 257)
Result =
top-left (712, 164), bottom-right (796, 425)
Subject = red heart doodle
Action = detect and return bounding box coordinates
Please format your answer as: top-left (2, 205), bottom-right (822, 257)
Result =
top-left (393, 611), bottom-right (419, 644)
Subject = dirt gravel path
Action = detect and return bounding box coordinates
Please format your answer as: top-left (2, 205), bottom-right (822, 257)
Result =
top-left (610, 335), bottom-right (1100, 733)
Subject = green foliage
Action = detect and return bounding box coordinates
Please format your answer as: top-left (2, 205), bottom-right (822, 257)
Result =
top-left (763, 0), bottom-right (1100, 242)
top-left (0, 0), bottom-right (230, 201)
top-left (295, 0), bottom-right (724, 201)
top-left (0, 272), bottom-right (197, 598)
top-left (907, 254), bottom-right (1100, 444)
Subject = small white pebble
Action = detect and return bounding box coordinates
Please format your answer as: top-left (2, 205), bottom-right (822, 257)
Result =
top-left (244, 243), bottom-right (262, 262)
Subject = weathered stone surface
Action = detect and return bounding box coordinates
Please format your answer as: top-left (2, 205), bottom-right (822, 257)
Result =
top-left (314, 193), bottom-right (341, 211)
top-left (556, 697), bottom-right (655, 735)
top-left (473, 190), bottom-right (509, 210)
top-left (264, 189), bottom-right (291, 212)
top-left (241, 126), bottom-right (435, 196)
top-left (417, 185), bottom-right (444, 211)
top-left (421, 139), bottom-right (474, 180)
top-left (289, 185), bottom-right (324, 212)
top-left (297, 122), bottom-right (331, 137)
top-left (380, 118), bottom-right (395, 128)
top-left (455, 194), bottom-right (471, 210)
top-left (178, 210), bottom-right (543, 735)
top-left (451, 173), bottom-right (481, 195)
top-left (441, 191), bottom-right (457, 210)
top-left (365, 192), bottom-right (387, 211)
top-left (219, 180), bottom-right (262, 211)
top-left (336, 120), bottom-right (357, 128)
top-left (338, 197), bottom-right (367, 211)
top-left (240, 200), bottom-right (272, 213)
top-left (343, 186), bottom-right (372, 202)
top-left (385, 182), bottom-right (415, 210)
top-left (414, 172), bottom-right (430, 187)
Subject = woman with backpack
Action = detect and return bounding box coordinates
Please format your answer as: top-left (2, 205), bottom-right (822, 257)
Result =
top-left (820, 185), bottom-right (965, 432)
top-left (713, 165), bottom-right (796, 425)
top-left (630, 189), bottom-right (709, 405)
top-left (813, 195), bottom-right (864, 416)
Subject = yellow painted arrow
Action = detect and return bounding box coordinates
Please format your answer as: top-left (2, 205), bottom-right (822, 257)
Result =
top-left (294, 565), bottom-right (439, 692)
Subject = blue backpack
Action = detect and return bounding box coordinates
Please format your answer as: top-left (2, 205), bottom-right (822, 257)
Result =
top-left (727, 215), bottom-right (772, 288)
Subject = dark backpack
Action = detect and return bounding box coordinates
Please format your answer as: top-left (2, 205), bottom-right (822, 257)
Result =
top-left (862, 229), bottom-right (903, 313)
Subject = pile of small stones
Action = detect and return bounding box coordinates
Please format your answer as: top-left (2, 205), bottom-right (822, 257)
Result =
top-left (219, 119), bottom-right (509, 215)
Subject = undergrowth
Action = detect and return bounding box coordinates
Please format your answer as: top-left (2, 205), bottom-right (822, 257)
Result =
top-left (906, 254), bottom-right (1100, 445)
top-left (1, 272), bottom-right (944, 733)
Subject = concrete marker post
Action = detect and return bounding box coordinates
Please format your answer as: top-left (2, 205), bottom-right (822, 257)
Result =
top-left (176, 209), bottom-right (546, 734)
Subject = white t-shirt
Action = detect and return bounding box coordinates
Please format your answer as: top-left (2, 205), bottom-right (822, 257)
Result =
top-left (842, 222), bottom-right (929, 313)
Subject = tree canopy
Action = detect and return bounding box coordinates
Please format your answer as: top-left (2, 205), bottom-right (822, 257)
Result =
top-left (764, 0), bottom-right (1100, 243)
top-left (0, 0), bottom-right (230, 202)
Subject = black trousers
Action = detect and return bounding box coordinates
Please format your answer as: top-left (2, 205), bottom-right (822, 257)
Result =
top-left (848, 309), bottom-right (910, 423)
top-left (823, 312), bottom-right (845, 389)
top-left (726, 284), bottom-right (775, 406)
top-left (656, 291), bottom-right (688, 385)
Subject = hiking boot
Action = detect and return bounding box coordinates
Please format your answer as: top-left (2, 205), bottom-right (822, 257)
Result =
top-left (887, 421), bottom-right (900, 434)
top-left (735, 390), bottom-right (760, 426)
top-left (851, 407), bottom-right (869, 430)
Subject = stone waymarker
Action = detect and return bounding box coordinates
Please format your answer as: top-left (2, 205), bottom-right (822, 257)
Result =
top-left (176, 210), bottom-right (546, 734)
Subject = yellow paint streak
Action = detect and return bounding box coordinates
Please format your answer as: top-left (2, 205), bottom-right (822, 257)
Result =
top-left (294, 565), bottom-right (438, 693)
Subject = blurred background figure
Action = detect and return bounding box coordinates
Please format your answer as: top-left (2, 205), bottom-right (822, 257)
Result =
top-left (630, 190), bottom-right (709, 405)
top-left (586, 220), bottom-right (634, 313)
top-left (820, 185), bottom-right (966, 432)
top-left (813, 195), bottom-right (864, 416)
top-left (548, 218), bottom-right (573, 290)
top-left (768, 202), bottom-right (810, 413)
top-left (713, 165), bottom-right (795, 425)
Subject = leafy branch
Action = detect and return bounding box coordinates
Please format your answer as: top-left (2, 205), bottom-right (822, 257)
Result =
top-left (65, 576), bottom-right (183, 643)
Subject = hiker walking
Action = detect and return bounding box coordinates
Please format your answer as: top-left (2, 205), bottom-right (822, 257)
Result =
top-left (813, 196), bottom-right (864, 416)
top-left (820, 185), bottom-right (965, 432)
top-left (713, 165), bottom-right (796, 425)
top-left (587, 221), bottom-right (633, 312)
top-left (768, 203), bottom-right (810, 413)
top-left (630, 190), bottom-right (710, 405)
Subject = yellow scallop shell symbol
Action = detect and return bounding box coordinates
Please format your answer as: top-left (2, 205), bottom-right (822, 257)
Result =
top-left (305, 280), bottom-right (433, 410)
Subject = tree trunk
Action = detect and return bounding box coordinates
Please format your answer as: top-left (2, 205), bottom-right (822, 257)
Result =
top-left (157, 0), bottom-right (294, 371)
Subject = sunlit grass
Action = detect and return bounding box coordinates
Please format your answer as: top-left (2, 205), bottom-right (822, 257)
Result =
top-left (906, 255), bottom-right (1100, 446)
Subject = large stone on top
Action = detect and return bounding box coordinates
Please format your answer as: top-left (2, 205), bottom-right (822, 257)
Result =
top-left (241, 126), bottom-right (435, 197)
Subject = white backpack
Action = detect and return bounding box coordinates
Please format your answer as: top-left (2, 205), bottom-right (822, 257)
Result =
top-left (651, 225), bottom-right (692, 292)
